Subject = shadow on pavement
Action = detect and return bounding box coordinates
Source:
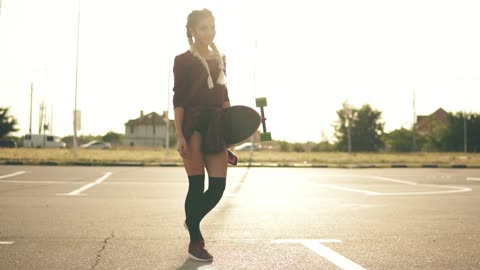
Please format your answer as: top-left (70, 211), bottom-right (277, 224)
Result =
top-left (176, 258), bottom-right (216, 270)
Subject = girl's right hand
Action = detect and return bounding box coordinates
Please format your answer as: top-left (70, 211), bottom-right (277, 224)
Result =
top-left (176, 136), bottom-right (188, 158)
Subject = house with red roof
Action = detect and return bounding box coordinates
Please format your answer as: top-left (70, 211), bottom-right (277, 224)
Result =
top-left (415, 108), bottom-right (449, 136)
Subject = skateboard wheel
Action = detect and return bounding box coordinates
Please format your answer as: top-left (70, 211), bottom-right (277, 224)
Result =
top-left (260, 132), bottom-right (272, 142)
top-left (255, 97), bottom-right (267, 107)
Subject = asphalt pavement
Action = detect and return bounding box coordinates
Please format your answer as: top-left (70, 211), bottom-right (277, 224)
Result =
top-left (0, 165), bottom-right (479, 270)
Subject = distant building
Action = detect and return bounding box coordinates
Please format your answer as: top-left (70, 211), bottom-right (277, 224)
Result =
top-left (415, 108), bottom-right (449, 136)
top-left (124, 111), bottom-right (175, 147)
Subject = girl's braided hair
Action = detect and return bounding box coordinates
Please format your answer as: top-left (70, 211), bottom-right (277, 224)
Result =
top-left (186, 9), bottom-right (226, 89)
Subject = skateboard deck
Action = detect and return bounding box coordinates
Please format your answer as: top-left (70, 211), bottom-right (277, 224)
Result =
top-left (222, 105), bottom-right (261, 145)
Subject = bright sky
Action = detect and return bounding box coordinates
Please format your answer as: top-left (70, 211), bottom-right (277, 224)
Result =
top-left (1, 0), bottom-right (479, 143)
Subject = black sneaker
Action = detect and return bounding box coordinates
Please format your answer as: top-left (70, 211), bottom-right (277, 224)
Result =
top-left (188, 241), bottom-right (213, 262)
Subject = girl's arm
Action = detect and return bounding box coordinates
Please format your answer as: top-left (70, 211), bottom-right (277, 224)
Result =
top-left (174, 107), bottom-right (185, 139)
top-left (174, 106), bottom-right (188, 157)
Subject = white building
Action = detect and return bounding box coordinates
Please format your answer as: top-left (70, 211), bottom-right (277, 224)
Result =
top-left (124, 111), bottom-right (175, 148)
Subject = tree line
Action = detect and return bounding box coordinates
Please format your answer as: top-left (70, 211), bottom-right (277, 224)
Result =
top-left (277, 103), bottom-right (480, 153)
top-left (1, 105), bottom-right (479, 152)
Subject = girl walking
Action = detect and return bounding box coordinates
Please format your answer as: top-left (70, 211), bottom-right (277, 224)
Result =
top-left (172, 9), bottom-right (230, 262)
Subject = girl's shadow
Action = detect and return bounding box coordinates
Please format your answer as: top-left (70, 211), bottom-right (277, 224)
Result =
top-left (176, 258), bottom-right (217, 270)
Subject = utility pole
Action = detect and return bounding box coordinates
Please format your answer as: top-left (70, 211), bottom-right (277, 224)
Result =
top-left (344, 101), bottom-right (352, 153)
top-left (73, 0), bottom-right (81, 156)
top-left (412, 90), bottom-right (417, 151)
top-left (347, 117), bottom-right (352, 153)
top-left (43, 104), bottom-right (48, 147)
top-left (50, 105), bottom-right (53, 135)
top-left (165, 58), bottom-right (171, 155)
top-left (29, 82), bottom-right (33, 135)
top-left (250, 39), bottom-right (258, 161)
top-left (38, 102), bottom-right (44, 134)
top-left (38, 102), bottom-right (47, 147)
top-left (464, 111), bottom-right (468, 153)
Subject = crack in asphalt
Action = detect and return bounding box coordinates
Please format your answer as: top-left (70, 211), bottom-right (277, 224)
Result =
top-left (90, 231), bottom-right (115, 270)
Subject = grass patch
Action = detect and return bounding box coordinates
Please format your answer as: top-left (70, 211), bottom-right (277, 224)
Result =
top-left (1, 148), bottom-right (480, 166)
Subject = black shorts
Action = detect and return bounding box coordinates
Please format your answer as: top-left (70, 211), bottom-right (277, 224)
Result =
top-left (183, 106), bottom-right (225, 153)
top-left (194, 108), bottom-right (215, 137)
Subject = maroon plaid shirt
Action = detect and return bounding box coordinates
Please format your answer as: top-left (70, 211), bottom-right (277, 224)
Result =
top-left (172, 50), bottom-right (230, 153)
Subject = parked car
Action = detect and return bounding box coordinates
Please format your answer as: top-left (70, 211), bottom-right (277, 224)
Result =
top-left (80, 140), bottom-right (111, 149)
top-left (23, 134), bottom-right (66, 148)
top-left (234, 142), bottom-right (261, 151)
top-left (0, 139), bottom-right (17, 148)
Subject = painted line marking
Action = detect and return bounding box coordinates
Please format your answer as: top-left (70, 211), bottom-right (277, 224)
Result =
top-left (0, 171), bottom-right (26, 179)
top-left (0, 241), bottom-right (14, 245)
top-left (57, 172), bottom-right (112, 196)
top-left (316, 184), bottom-right (380, 195)
top-left (370, 176), bottom-right (472, 196)
top-left (0, 180), bottom-right (89, 184)
top-left (0, 180), bottom-right (186, 185)
top-left (273, 239), bottom-right (367, 270)
top-left (304, 174), bottom-right (472, 196)
top-left (467, 177), bottom-right (480, 181)
top-left (273, 239), bottom-right (341, 244)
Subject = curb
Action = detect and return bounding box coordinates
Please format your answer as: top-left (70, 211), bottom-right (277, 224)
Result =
top-left (1, 160), bottom-right (479, 168)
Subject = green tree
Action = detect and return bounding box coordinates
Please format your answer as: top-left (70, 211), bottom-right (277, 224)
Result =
top-left (292, 143), bottom-right (305, 152)
top-left (440, 112), bottom-right (480, 152)
top-left (102, 131), bottom-right (124, 145)
top-left (421, 117), bottom-right (449, 151)
top-left (335, 103), bottom-right (384, 152)
top-left (311, 141), bottom-right (335, 152)
top-left (0, 107), bottom-right (19, 139)
top-left (384, 128), bottom-right (426, 152)
top-left (279, 141), bottom-right (290, 152)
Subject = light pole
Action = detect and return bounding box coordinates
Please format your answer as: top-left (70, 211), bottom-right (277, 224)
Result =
top-left (347, 116), bottom-right (352, 153)
top-left (250, 39), bottom-right (258, 162)
top-left (412, 90), bottom-right (417, 151)
top-left (464, 111), bottom-right (467, 153)
top-left (73, 0), bottom-right (81, 156)
top-left (165, 57), bottom-right (171, 155)
top-left (344, 101), bottom-right (352, 153)
top-left (29, 82), bottom-right (33, 136)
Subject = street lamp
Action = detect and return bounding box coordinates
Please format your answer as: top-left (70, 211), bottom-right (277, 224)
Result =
top-left (165, 57), bottom-right (171, 155)
top-left (464, 111), bottom-right (468, 153)
top-left (344, 101), bottom-right (352, 153)
top-left (73, 0), bottom-right (81, 156)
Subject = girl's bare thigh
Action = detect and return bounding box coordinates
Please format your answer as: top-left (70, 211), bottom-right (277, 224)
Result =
top-left (182, 131), bottom-right (205, 176)
top-left (182, 131), bottom-right (228, 177)
top-left (204, 148), bottom-right (228, 178)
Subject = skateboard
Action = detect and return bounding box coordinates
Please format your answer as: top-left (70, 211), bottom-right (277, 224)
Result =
top-left (222, 98), bottom-right (272, 166)
top-left (222, 105), bottom-right (262, 145)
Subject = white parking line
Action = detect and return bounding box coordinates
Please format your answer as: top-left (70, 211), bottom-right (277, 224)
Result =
top-left (0, 241), bottom-right (14, 245)
top-left (304, 174), bottom-right (472, 196)
top-left (0, 171), bottom-right (26, 179)
top-left (467, 177), bottom-right (480, 181)
top-left (0, 180), bottom-right (89, 184)
top-left (57, 172), bottom-right (112, 196)
top-left (273, 239), bottom-right (367, 270)
top-left (316, 184), bottom-right (380, 195)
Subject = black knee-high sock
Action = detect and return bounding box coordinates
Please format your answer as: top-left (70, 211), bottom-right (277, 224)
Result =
top-left (198, 176), bottom-right (226, 221)
top-left (185, 174), bottom-right (205, 242)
